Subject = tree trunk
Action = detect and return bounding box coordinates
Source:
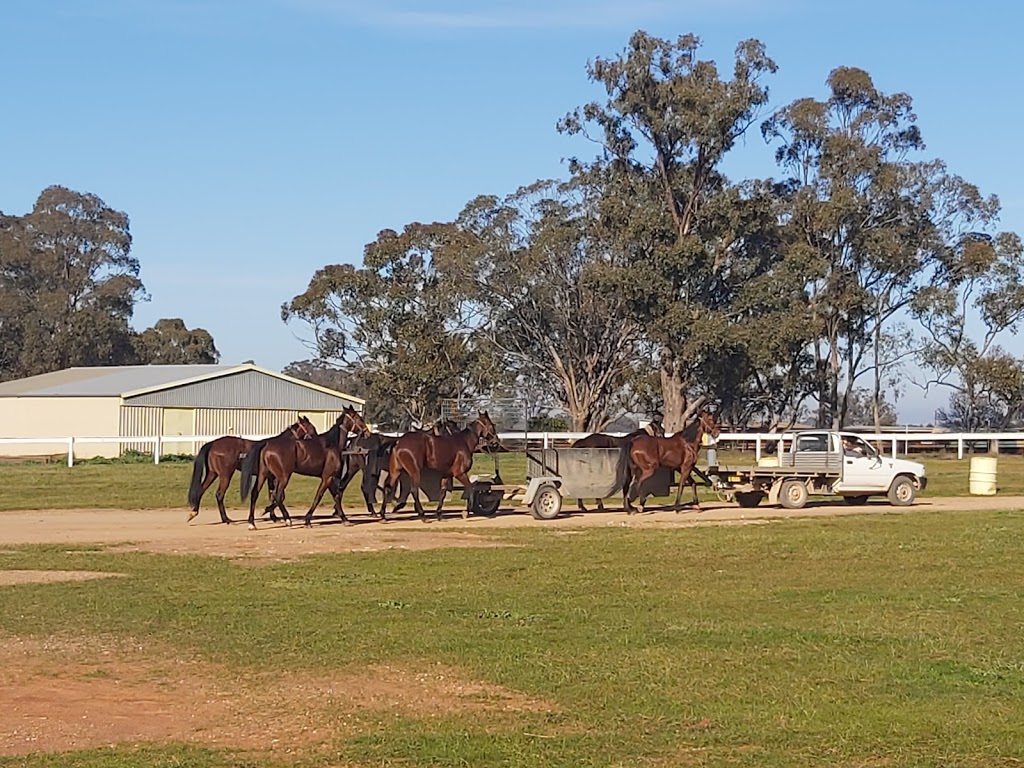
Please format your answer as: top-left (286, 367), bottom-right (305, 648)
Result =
top-left (828, 337), bottom-right (841, 430)
top-left (659, 348), bottom-right (687, 433)
top-left (872, 318), bottom-right (883, 439)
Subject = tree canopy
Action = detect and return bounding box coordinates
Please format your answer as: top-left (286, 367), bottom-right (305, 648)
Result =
top-left (283, 31), bottom-right (1022, 430)
top-left (0, 185), bottom-right (220, 381)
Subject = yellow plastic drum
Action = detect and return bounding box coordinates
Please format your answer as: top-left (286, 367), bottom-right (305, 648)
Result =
top-left (969, 456), bottom-right (998, 495)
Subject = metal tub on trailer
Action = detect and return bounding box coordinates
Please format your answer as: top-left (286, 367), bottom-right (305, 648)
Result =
top-left (524, 447), bottom-right (676, 519)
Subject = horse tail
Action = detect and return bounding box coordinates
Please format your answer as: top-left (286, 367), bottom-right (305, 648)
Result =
top-left (615, 439), bottom-right (633, 495)
top-left (239, 440), bottom-right (266, 501)
top-left (188, 441), bottom-right (213, 512)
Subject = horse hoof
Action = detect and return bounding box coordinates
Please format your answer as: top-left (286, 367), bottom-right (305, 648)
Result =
top-left (248, 523), bottom-right (256, 531)
top-left (187, 511), bottom-right (198, 522)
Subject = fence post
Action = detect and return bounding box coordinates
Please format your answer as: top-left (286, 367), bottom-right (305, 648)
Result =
top-left (154, 435), bottom-right (161, 465)
top-left (957, 438), bottom-right (964, 459)
top-left (543, 432), bottom-right (549, 449)
top-left (754, 437), bottom-right (762, 462)
top-left (67, 437), bottom-right (74, 468)
top-left (891, 437), bottom-right (897, 458)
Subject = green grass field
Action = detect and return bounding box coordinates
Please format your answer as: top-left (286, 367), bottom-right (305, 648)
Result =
top-left (2, 509), bottom-right (1024, 766)
top-left (0, 451), bottom-right (1022, 513)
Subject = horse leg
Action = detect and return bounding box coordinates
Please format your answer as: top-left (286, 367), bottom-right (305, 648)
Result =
top-left (265, 476), bottom-right (280, 521)
top-left (632, 466), bottom-right (657, 515)
top-left (273, 474), bottom-right (292, 527)
top-left (596, 498), bottom-right (605, 512)
top-left (434, 475), bottom-right (451, 521)
top-left (303, 474), bottom-right (337, 527)
top-left (455, 472), bottom-right (474, 520)
top-left (214, 473), bottom-right (232, 524)
top-left (405, 467), bottom-right (428, 522)
top-left (188, 470), bottom-right (219, 522)
top-left (672, 469), bottom-right (687, 511)
top-left (247, 466), bottom-right (269, 530)
top-left (576, 498), bottom-right (589, 512)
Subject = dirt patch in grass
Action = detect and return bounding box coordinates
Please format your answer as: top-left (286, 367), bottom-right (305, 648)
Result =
top-left (0, 633), bottom-right (557, 758)
top-left (0, 570), bottom-right (125, 585)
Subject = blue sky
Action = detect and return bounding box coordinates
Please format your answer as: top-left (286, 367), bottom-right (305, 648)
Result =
top-left (3, 0), bottom-right (1020, 423)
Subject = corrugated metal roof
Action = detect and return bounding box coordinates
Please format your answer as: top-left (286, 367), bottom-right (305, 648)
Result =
top-left (0, 365), bottom-right (233, 396)
top-left (0, 364), bottom-right (363, 404)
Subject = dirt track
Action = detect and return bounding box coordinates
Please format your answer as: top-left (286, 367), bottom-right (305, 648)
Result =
top-left (2, 495), bottom-right (1022, 561)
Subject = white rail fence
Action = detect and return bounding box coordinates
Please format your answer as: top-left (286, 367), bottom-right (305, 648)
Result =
top-left (1, 431), bottom-right (1022, 467)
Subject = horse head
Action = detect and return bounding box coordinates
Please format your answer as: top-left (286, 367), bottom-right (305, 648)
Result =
top-left (473, 410), bottom-right (500, 449)
top-left (296, 416), bottom-right (319, 440)
top-left (289, 417), bottom-right (317, 440)
top-left (698, 408), bottom-right (721, 440)
top-left (340, 405), bottom-right (370, 436)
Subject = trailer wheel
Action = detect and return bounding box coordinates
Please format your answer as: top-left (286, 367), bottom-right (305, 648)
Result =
top-left (887, 476), bottom-right (916, 506)
top-left (735, 491), bottom-right (764, 508)
top-left (471, 490), bottom-right (502, 517)
top-left (843, 495), bottom-right (869, 505)
top-left (779, 479), bottom-right (809, 510)
top-left (531, 484), bottom-right (563, 520)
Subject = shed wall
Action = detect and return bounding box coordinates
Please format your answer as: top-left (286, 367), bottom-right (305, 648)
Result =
top-left (0, 397), bottom-right (120, 459)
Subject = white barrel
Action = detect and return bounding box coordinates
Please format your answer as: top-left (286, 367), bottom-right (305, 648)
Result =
top-left (969, 456), bottom-right (998, 495)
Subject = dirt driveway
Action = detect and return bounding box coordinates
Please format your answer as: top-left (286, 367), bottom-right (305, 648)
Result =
top-left (1, 495), bottom-right (1021, 562)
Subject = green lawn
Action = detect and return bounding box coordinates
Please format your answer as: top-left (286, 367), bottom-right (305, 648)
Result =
top-left (1, 451), bottom-right (1022, 513)
top-left (2, 509), bottom-right (1024, 766)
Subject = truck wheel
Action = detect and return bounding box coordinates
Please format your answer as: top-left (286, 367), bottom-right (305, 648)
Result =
top-left (531, 484), bottom-right (563, 520)
top-left (843, 495), bottom-right (869, 505)
top-left (779, 479), bottom-right (809, 510)
top-left (735, 491), bottom-right (764, 508)
top-left (887, 476), bottom-right (916, 506)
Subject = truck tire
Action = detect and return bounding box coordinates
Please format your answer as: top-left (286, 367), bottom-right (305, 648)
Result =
top-left (735, 491), bottom-right (764, 508)
top-left (531, 483), bottom-right (563, 520)
top-left (779, 479), bottom-right (809, 510)
top-left (887, 476), bottom-right (916, 506)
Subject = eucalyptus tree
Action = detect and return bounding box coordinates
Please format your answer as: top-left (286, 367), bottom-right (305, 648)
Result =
top-left (453, 179), bottom-right (645, 431)
top-left (557, 31), bottom-right (787, 430)
top-left (281, 222), bottom-right (505, 425)
top-left (0, 185), bottom-right (145, 379)
top-left (762, 67), bottom-right (1015, 431)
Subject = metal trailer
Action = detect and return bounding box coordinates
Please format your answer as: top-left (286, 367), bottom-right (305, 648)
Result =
top-left (521, 447), bottom-right (717, 520)
top-left (706, 430), bottom-right (928, 510)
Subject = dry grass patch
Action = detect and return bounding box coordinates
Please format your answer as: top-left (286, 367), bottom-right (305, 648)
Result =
top-left (0, 633), bottom-right (557, 758)
top-left (0, 570), bottom-right (125, 585)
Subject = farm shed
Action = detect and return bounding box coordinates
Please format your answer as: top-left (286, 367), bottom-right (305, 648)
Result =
top-left (0, 363), bottom-right (364, 459)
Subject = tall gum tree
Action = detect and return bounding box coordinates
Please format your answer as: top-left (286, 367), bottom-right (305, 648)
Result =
top-left (762, 67), bottom-right (1012, 431)
top-left (453, 179), bottom-right (645, 431)
top-left (281, 222), bottom-right (504, 426)
top-left (0, 185), bottom-right (145, 379)
top-left (558, 32), bottom-right (779, 430)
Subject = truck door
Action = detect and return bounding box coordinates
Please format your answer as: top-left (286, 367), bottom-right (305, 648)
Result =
top-left (834, 434), bottom-right (889, 492)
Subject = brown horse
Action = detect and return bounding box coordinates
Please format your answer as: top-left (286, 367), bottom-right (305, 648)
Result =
top-left (335, 419), bottom-right (461, 518)
top-left (382, 411), bottom-right (499, 522)
top-left (571, 420), bottom-right (665, 512)
top-left (187, 423), bottom-right (307, 524)
top-left (239, 407), bottom-right (368, 530)
top-left (616, 409), bottom-right (721, 515)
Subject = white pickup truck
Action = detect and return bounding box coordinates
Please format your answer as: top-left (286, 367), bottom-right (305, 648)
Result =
top-left (709, 430), bottom-right (928, 510)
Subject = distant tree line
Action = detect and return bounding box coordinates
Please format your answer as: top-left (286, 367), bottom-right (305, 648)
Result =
top-left (284, 31), bottom-right (1024, 432)
top-left (0, 185), bottom-right (219, 381)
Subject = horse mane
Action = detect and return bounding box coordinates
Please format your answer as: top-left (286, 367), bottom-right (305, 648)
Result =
top-left (321, 420), bottom-right (345, 448)
top-left (678, 418), bottom-right (701, 442)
